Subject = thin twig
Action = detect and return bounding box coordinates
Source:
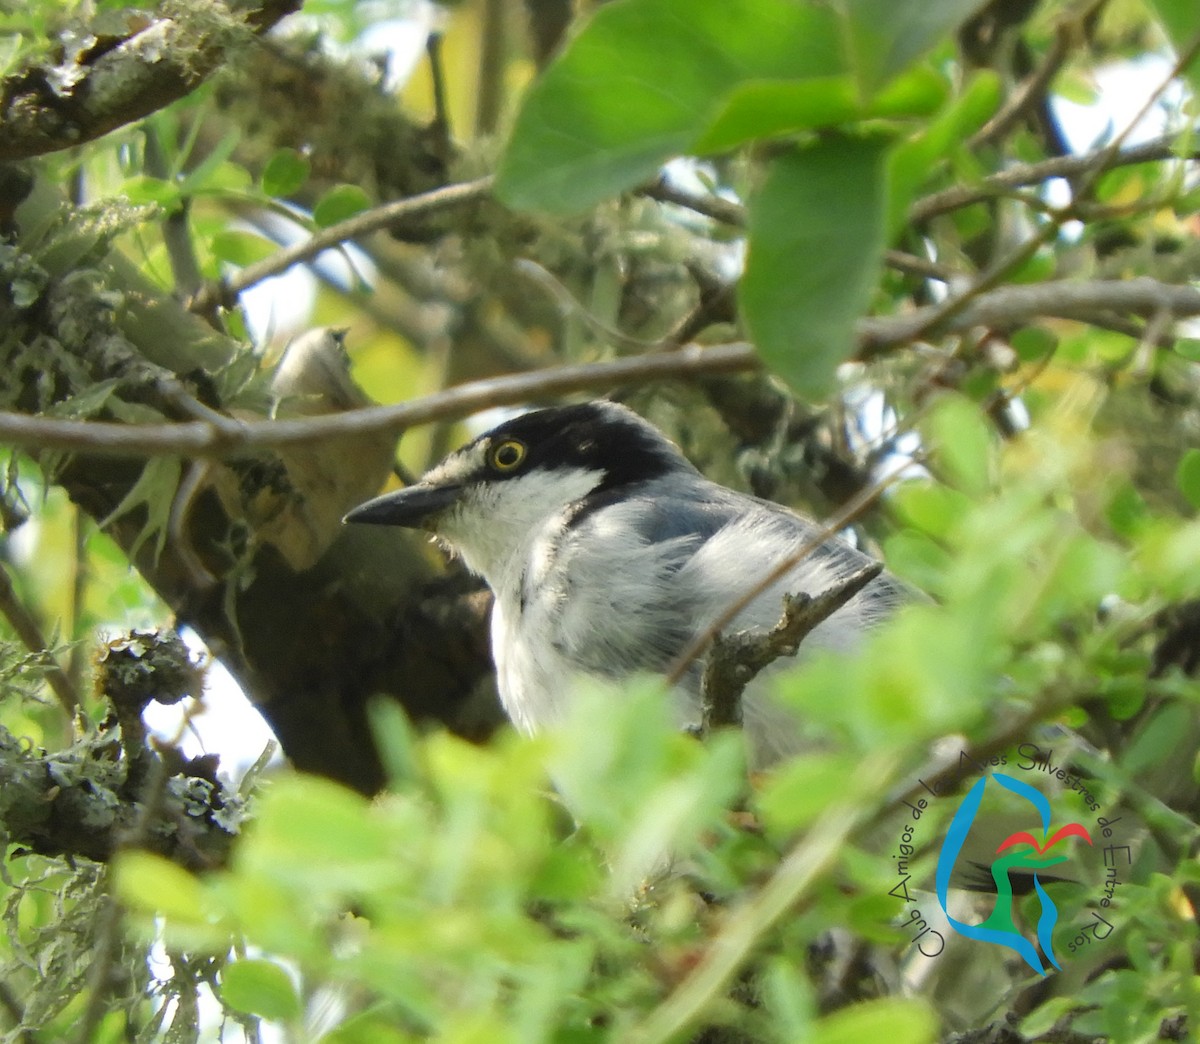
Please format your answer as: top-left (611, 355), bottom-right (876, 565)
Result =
top-left (967, 16), bottom-right (1075, 149)
top-left (167, 460), bottom-right (217, 590)
top-left (476, 0), bottom-right (507, 136)
top-left (188, 176), bottom-right (495, 313)
top-left (626, 752), bottom-right (901, 1044)
top-left (514, 259), bottom-right (666, 350)
top-left (0, 564), bottom-right (82, 715)
top-left (882, 249), bottom-right (957, 283)
top-left (143, 128), bottom-right (205, 301)
top-left (701, 564), bottom-right (882, 732)
top-left (909, 36), bottom-right (1200, 343)
top-left (640, 177), bottom-right (746, 226)
top-left (640, 137), bottom-right (1200, 232)
top-left (910, 133), bottom-right (1200, 224)
top-left (426, 32), bottom-right (452, 145)
top-left (67, 507), bottom-right (89, 699)
top-left (668, 465), bottom-right (908, 686)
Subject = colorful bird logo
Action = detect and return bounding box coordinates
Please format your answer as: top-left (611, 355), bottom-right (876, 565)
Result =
top-left (936, 773), bottom-right (1093, 974)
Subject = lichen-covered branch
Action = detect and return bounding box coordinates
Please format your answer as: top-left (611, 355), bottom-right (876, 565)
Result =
top-left (0, 0), bottom-right (302, 161)
top-left (0, 631), bottom-right (240, 871)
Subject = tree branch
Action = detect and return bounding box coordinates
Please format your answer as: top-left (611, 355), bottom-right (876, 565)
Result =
top-left (0, 342), bottom-right (760, 457)
top-left (701, 564), bottom-right (883, 733)
top-left (0, 0), bottom-right (302, 162)
top-left (0, 564), bottom-right (82, 716)
top-left (911, 132), bottom-right (1200, 224)
top-left (1, 276), bottom-right (1197, 459)
top-left (642, 135), bottom-right (1200, 231)
top-left (188, 176), bottom-right (495, 314)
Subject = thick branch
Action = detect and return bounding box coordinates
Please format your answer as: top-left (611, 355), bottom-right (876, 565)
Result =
top-left (0, 342), bottom-right (760, 457)
top-left (0, 722), bottom-right (236, 871)
top-left (0, 276), bottom-right (1195, 459)
top-left (855, 276), bottom-right (1200, 356)
top-left (0, 0), bottom-right (301, 162)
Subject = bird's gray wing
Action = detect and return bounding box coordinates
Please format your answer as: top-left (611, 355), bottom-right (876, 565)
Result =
top-left (543, 482), bottom-right (742, 678)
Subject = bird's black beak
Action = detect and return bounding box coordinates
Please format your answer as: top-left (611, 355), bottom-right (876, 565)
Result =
top-left (343, 484), bottom-right (462, 529)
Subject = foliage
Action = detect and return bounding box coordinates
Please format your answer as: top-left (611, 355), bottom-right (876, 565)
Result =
top-left (1, 0), bottom-right (1200, 1041)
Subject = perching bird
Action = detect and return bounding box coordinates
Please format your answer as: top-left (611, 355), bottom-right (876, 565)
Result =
top-left (344, 401), bottom-right (908, 766)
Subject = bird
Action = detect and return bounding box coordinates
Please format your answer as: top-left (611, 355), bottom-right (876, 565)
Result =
top-left (344, 400), bottom-right (909, 767)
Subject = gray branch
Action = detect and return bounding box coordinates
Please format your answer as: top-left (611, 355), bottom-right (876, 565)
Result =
top-left (0, 1), bottom-right (301, 162)
top-left (701, 562), bottom-right (883, 734)
top-left (1, 273), bottom-right (1197, 460)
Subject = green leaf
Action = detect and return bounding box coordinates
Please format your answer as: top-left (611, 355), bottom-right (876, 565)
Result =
top-left (1176, 448), bottom-right (1200, 510)
top-left (756, 753), bottom-right (863, 836)
top-left (220, 959), bottom-right (302, 1022)
top-left (1147, 0), bottom-right (1200, 92)
top-left (121, 175), bottom-right (181, 211)
top-left (840, 0), bottom-right (991, 92)
top-left (698, 66), bottom-right (946, 154)
top-left (496, 0), bottom-right (845, 214)
top-left (923, 394), bottom-right (992, 495)
top-left (178, 128), bottom-right (245, 195)
top-left (741, 137), bottom-right (889, 397)
top-left (1010, 325), bottom-right (1058, 363)
top-left (887, 70), bottom-right (1001, 233)
top-left (261, 147), bottom-right (311, 197)
top-left (236, 775), bottom-right (395, 895)
top-left (114, 851), bottom-right (206, 923)
top-left (313, 184), bottom-right (372, 227)
top-left (814, 997), bottom-right (936, 1044)
top-left (889, 479), bottom-right (970, 539)
top-left (98, 455), bottom-right (182, 562)
top-left (210, 229), bottom-right (276, 266)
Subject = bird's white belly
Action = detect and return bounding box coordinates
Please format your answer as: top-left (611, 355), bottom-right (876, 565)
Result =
top-left (491, 594), bottom-right (578, 734)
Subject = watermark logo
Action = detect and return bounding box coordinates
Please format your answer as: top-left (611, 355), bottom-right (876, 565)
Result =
top-left (935, 772), bottom-right (1091, 973)
top-left (890, 743), bottom-right (1132, 973)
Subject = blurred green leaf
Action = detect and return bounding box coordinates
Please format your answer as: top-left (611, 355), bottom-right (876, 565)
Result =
top-left (698, 66), bottom-right (946, 153)
top-left (757, 753), bottom-right (862, 837)
top-left (114, 851), bottom-right (206, 924)
top-left (923, 395), bottom-right (993, 496)
top-left (741, 137), bottom-right (889, 397)
top-left (496, 0), bottom-right (844, 213)
top-left (1175, 448), bottom-right (1200, 510)
top-left (313, 184), bottom-right (372, 227)
top-left (1147, 0), bottom-right (1200, 92)
top-left (889, 480), bottom-right (971, 540)
top-left (887, 70), bottom-right (1000, 232)
top-left (177, 128), bottom-right (246, 195)
top-left (840, 0), bottom-right (989, 92)
top-left (813, 996), bottom-right (937, 1044)
top-left (120, 175), bottom-right (180, 211)
top-left (210, 229), bottom-right (276, 266)
top-left (261, 147), bottom-right (311, 197)
top-left (761, 958), bottom-right (816, 1040)
top-left (884, 529), bottom-right (954, 595)
top-left (97, 456), bottom-right (182, 562)
top-left (220, 958), bottom-right (302, 1021)
top-left (1011, 325), bottom-right (1058, 363)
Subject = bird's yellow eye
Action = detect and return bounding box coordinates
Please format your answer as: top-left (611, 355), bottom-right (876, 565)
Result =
top-left (489, 438), bottom-right (527, 472)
